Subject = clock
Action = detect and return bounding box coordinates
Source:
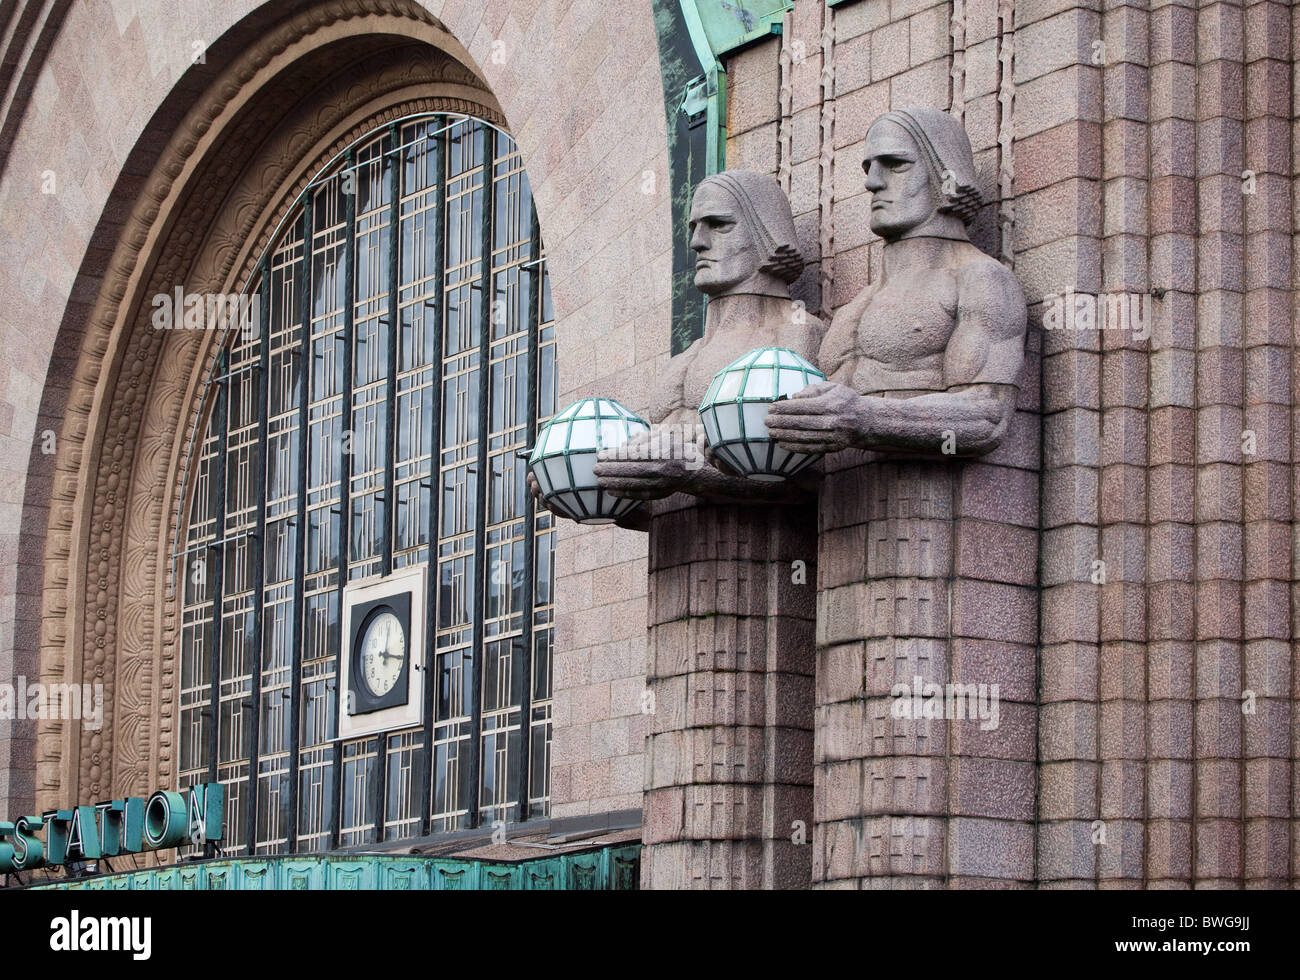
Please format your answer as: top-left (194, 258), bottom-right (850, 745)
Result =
top-left (358, 609), bottom-right (407, 699)
top-left (340, 566), bottom-right (425, 737)
top-left (347, 592), bottom-right (411, 714)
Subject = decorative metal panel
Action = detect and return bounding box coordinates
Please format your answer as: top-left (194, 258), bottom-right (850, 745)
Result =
top-left (22, 846), bottom-right (640, 890)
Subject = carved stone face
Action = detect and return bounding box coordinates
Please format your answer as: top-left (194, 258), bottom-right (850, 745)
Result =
top-left (863, 118), bottom-right (939, 240)
top-left (689, 181), bottom-right (762, 296)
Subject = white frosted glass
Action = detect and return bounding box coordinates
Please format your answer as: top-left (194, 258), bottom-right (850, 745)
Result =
top-left (568, 450), bottom-right (597, 488)
top-left (533, 466), bottom-right (553, 495)
top-left (719, 404), bottom-right (743, 442)
top-left (701, 410), bottom-right (721, 447)
top-left (719, 445), bottom-right (747, 474)
top-left (717, 371), bottom-right (744, 400)
top-left (741, 368), bottom-right (776, 400)
top-left (544, 423), bottom-right (569, 454)
top-left (569, 418), bottom-right (598, 450)
top-left (742, 402), bottom-right (770, 440)
top-left (545, 456), bottom-right (570, 491)
top-left (553, 488), bottom-right (579, 519)
top-left (599, 420), bottom-right (628, 449)
top-left (777, 368), bottom-right (811, 397)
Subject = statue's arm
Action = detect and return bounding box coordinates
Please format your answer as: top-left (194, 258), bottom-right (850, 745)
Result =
top-left (768, 261), bottom-right (1026, 457)
top-left (836, 380), bottom-right (1018, 456)
top-left (679, 455), bottom-right (821, 504)
top-left (855, 260), bottom-right (1026, 455)
top-left (596, 319), bottom-right (826, 507)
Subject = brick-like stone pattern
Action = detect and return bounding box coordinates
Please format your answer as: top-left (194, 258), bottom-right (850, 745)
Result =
top-left (754, 0), bottom-right (1041, 889)
top-left (640, 498), bottom-right (816, 889)
top-left (8, 0), bottom-right (1300, 892)
top-left (814, 454), bottom-right (1037, 888)
top-left (0, 0), bottom-right (668, 821)
top-left (725, 0), bottom-right (1300, 889)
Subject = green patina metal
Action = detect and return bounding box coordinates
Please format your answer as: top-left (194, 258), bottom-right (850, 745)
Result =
top-left (19, 844), bottom-right (641, 891)
top-left (689, 0), bottom-right (791, 57)
top-left (652, 1), bottom-right (792, 354)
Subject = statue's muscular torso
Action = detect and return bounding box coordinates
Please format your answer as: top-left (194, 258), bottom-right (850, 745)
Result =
top-left (651, 297), bottom-right (824, 424)
top-left (819, 239), bottom-right (1016, 395)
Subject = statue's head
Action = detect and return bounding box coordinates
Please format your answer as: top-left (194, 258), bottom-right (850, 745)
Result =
top-left (689, 171), bottom-right (804, 297)
top-left (863, 108), bottom-right (981, 242)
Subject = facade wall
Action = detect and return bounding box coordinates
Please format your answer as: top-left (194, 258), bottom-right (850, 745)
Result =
top-left (1, 0), bottom-right (1299, 888)
top-left (721, 0), bottom-right (1300, 887)
top-left (0, 0), bottom-right (667, 820)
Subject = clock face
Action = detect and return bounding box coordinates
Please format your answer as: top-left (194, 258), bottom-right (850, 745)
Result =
top-left (359, 610), bottom-right (406, 698)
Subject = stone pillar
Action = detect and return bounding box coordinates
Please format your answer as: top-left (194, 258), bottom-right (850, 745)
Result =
top-left (815, 457), bottom-right (954, 888)
top-left (814, 447), bottom-right (1038, 888)
top-left (640, 496), bottom-right (816, 889)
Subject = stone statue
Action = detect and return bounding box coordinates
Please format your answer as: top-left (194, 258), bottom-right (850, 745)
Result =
top-left (764, 107), bottom-right (1026, 457)
top-left (526, 172), bottom-right (826, 889)
top-left (778, 108), bottom-right (1030, 889)
top-left (596, 170), bottom-right (825, 508)
top-left (527, 170), bottom-right (825, 517)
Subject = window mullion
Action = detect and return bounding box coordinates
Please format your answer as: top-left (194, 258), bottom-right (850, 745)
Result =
top-left (464, 125), bottom-right (495, 830)
top-left (244, 262), bottom-right (271, 854)
top-left (418, 116), bottom-right (448, 838)
top-left (381, 124), bottom-right (401, 575)
top-left (515, 208), bottom-right (542, 822)
top-left (287, 201), bottom-right (314, 851)
top-left (328, 149), bottom-right (357, 849)
top-left (206, 350), bottom-right (230, 794)
top-left (373, 125), bottom-right (401, 841)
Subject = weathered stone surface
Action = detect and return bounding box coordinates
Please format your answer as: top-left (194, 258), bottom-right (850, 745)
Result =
top-left (9, 0), bottom-right (1300, 893)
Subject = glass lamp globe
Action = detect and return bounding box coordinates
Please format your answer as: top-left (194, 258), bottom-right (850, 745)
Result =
top-left (698, 346), bottom-right (827, 482)
top-left (528, 398), bottom-right (650, 524)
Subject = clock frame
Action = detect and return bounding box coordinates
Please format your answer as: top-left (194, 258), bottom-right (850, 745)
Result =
top-left (349, 594), bottom-right (411, 713)
top-left (339, 564), bottom-right (426, 739)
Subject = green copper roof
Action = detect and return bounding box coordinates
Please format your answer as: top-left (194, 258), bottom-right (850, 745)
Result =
top-left (686, 0), bottom-right (791, 58)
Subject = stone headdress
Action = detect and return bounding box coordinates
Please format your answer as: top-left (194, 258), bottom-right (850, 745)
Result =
top-left (871, 108), bottom-right (983, 225)
top-left (697, 170), bottom-right (805, 284)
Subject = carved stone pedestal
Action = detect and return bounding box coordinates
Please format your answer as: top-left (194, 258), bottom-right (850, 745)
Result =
top-left (640, 495), bottom-right (816, 889)
top-left (814, 453), bottom-right (1038, 888)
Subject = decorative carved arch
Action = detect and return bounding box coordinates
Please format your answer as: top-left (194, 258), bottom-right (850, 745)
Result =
top-left (31, 0), bottom-right (512, 816)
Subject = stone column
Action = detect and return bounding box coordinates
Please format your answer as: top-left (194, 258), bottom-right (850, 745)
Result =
top-left (640, 495), bottom-right (816, 889)
top-left (815, 456), bottom-right (954, 888)
top-left (814, 445), bottom-right (1038, 888)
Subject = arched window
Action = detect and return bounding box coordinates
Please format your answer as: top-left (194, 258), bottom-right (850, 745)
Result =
top-left (177, 113), bottom-right (557, 853)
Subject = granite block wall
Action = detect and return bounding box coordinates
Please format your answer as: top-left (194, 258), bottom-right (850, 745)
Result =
top-left (2, 0), bottom-right (1299, 889)
top-left (723, 0), bottom-right (1300, 887)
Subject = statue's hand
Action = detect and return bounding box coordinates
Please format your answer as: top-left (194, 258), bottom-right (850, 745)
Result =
top-left (526, 471), bottom-right (564, 519)
top-left (703, 443), bottom-right (741, 478)
top-left (765, 381), bottom-right (866, 455)
top-left (593, 426), bottom-right (704, 500)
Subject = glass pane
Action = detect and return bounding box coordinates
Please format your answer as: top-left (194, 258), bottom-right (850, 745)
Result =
top-left (177, 115), bottom-right (559, 852)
